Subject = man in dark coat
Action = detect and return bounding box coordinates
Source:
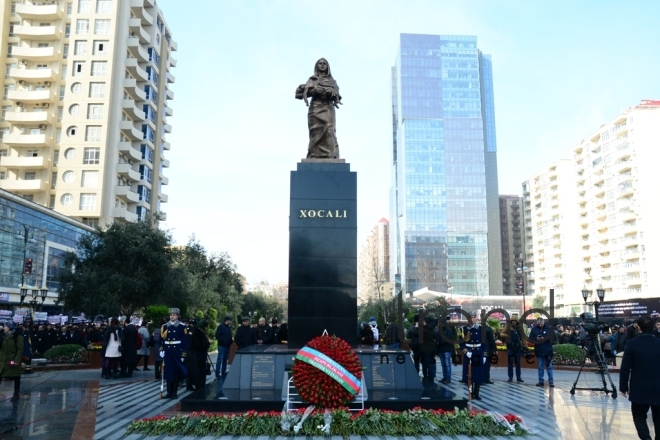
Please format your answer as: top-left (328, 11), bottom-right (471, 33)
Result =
top-left (459, 312), bottom-right (485, 400)
top-left (417, 314), bottom-right (436, 381)
top-left (119, 318), bottom-right (138, 377)
top-left (483, 324), bottom-right (496, 384)
top-left (500, 314), bottom-right (524, 383)
top-left (385, 322), bottom-right (400, 349)
top-left (234, 317), bottom-right (256, 349)
top-left (619, 316), bottom-right (660, 440)
top-left (254, 317), bottom-right (273, 345)
top-left (613, 326), bottom-right (628, 355)
top-left (530, 317), bottom-right (554, 387)
top-left (407, 315), bottom-right (421, 373)
top-left (214, 316), bottom-right (233, 379)
top-left (436, 316), bottom-right (455, 384)
top-left (44, 324), bottom-right (56, 352)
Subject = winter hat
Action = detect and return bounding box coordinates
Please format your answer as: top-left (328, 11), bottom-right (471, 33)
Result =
top-left (223, 316), bottom-right (232, 323)
top-left (197, 320), bottom-right (208, 329)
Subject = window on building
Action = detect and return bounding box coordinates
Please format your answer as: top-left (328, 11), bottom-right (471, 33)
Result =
top-left (83, 147), bottom-right (100, 164)
top-left (24, 172), bottom-right (37, 180)
top-left (78, 0), bottom-right (90, 13)
top-left (91, 61), bottom-right (107, 76)
top-left (56, 129), bottom-right (62, 144)
top-left (5, 64), bottom-right (16, 79)
top-left (7, 43), bottom-right (17, 57)
top-left (27, 150), bottom-right (38, 157)
top-left (65, 24), bottom-right (71, 38)
top-left (67, 3), bottom-right (72, 18)
top-left (73, 61), bottom-right (85, 76)
top-left (61, 193), bottom-right (73, 206)
top-left (96, 0), bottom-right (112, 14)
top-left (0, 150), bottom-right (8, 157)
top-left (59, 86), bottom-right (65, 100)
top-left (93, 40), bottom-right (109, 55)
top-left (10, 2), bottom-right (18, 17)
top-left (82, 217), bottom-right (99, 227)
top-left (1, 106), bottom-right (11, 121)
top-left (85, 126), bottom-right (102, 142)
top-left (61, 65), bottom-right (67, 79)
top-left (74, 40), bottom-right (87, 56)
top-left (49, 195), bottom-right (55, 209)
top-left (87, 104), bottom-right (103, 119)
top-left (51, 172), bottom-right (57, 189)
top-left (30, 128), bottom-right (41, 135)
top-left (94, 19), bottom-right (111, 35)
top-left (80, 193), bottom-right (96, 210)
top-left (23, 195), bottom-right (34, 202)
top-left (63, 44), bottom-right (69, 59)
top-left (81, 170), bottom-right (98, 188)
top-left (62, 170), bottom-right (75, 183)
top-left (57, 107), bottom-right (63, 121)
top-left (0, 172), bottom-right (6, 180)
top-left (37, 43), bottom-right (49, 49)
top-left (89, 82), bottom-right (105, 98)
top-left (76, 20), bottom-right (89, 34)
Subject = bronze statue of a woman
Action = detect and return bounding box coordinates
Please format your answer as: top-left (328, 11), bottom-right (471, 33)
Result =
top-left (295, 58), bottom-right (342, 159)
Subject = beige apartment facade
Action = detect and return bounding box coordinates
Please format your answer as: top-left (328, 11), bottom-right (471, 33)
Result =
top-left (0, 0), bottom-right (176, 226)
top-left (358, 218), bottom-right (390, 304)
top-left (523, 100), bottom-right (660, 317)
top-left (499, 195), bottom-right (525, 296)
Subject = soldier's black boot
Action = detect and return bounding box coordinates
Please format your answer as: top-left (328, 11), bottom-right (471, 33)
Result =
top-left (472, 384), bottom-right (482, 400)
top-left (171, 380), bottom-right (178, 399)
top-left (165, 382), bottom-right (173, 399)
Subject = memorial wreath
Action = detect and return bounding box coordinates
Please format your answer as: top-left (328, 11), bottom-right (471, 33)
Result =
top-left (292, 334), bottom-right (362, 408)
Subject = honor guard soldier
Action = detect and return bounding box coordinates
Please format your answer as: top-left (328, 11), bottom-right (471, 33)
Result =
top-left (161, 308), bottom-right (188, 398)
top-left (459, 311), bottom-right (485, 400)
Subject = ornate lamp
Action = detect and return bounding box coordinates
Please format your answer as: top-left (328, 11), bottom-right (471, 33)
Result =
top-left (40, 286), bottom-right (49, 303)
top-left (581, 289), bottom-right (591, 303)
top-left (19, 284), bottom-right (28, 305)
top-left (596, 288), bottom-right (605, 302)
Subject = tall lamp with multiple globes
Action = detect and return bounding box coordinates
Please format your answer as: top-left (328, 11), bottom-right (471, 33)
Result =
top-left (581, 287), bottom-right (606, 321)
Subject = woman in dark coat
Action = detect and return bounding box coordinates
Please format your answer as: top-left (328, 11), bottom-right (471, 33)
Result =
top-left (186, 320), bottom-right (210, 391)
top-left (120, 318), bottom-right (138, 377)
top-left (0, 322), bottom-right (24, 401)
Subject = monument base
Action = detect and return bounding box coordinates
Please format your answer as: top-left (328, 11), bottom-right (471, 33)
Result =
top-left (181, 345), bottom-right (467, 412)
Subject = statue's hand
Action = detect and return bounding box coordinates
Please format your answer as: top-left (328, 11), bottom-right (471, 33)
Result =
top-left (304, 97), bottom-right (309, 107)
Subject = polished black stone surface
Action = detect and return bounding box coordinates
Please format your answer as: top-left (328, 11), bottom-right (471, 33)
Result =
top-left (180, 347), bottom-right (467, 412)
top-left (288, 161), bottom-right (357, 348)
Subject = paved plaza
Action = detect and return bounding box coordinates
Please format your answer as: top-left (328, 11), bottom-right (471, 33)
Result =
top-left (0, 356), bottom-right (654, 439)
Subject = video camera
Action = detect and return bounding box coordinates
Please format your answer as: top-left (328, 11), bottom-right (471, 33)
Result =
top-left (579, 312), bottom-right (606, 335)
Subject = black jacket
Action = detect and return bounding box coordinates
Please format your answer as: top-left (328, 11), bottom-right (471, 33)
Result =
top-left (619, 334), bottom-right (660, 405)
top-left (121, 324), bottom-right (138, 363)
top-left (234, 325), bottom-right (256, 349)
top-left (254, 324), bottom-right (273, 344)
top-left (435, 324), bottom-right (455, 354)
top-left (385, 324), bottom-right (400, 345)
top-left (215, 323), bottom-right (233, 348)
top-left (484, 326), bottom-right (497, 356)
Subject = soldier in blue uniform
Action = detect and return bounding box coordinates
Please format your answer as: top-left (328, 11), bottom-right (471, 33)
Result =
top-left (459, 311), bottom-right (485, 400)
top-left (161, 308), bottom-right (188, 398)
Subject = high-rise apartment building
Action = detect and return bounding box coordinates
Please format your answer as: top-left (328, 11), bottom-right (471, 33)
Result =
top-left (358, 218), bottom-right (390, 304)
top-left (390, 34), bottom-right (502, 297)
top-left (523, 100), bottom-right (660, 316)
top-left (522, 160), bottom-right (580, 314)
top-left (499, 195), bottom-right (525, 295)
top-left (0, 0), bottom-right (175, 226)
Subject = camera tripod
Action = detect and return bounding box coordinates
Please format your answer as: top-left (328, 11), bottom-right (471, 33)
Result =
top-left (570, 333), bottom-right (617, 398)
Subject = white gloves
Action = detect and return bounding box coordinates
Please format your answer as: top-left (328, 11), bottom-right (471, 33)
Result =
top-left (466, 352), bottom-right (472, 359)
top-left (160, 350), bottom-right (164, 358)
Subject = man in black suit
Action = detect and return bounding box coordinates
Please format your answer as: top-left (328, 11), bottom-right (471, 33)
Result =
top-left (619, 316), bottom-right (660, 440)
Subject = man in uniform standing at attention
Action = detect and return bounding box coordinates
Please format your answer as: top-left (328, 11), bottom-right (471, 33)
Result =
top-left (161, 308), bottom-right (188, 398)
top-left (459, 311), bottom-right (485, 400)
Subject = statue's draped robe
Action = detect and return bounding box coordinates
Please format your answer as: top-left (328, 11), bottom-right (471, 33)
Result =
top-left (305, 75), bottom-right (340, 159)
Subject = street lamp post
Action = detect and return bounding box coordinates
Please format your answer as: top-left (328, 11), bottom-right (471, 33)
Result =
top-left (15, 224), bottom-right (37, 306)
top-left (516, 254), bottom-right (529, 314)
top-left (581, 287), bottom-right (606, 321)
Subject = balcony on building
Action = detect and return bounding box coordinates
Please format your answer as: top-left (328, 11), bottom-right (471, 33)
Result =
top-left (165, 72), bottom-right (176, 84)
top-left (16, 3), bottom-right (63, 20)
top-left (168, 57), bottom-right (177, 68)
top-left (160, 174), bottom-right (169, 185)
top-left (4, 133), bottom-right (51, 147)
top-left (127, 39), bottom-right (150, 64)
top-left (12, 46), bottom-right (59, 62)
top-left (120, 121), bottom-right (143, 141)
top-left (112, 207), bottom-right (138, 222)
top-left (125, 58), bottom-right (149, 81)
top-left (115, 185), bottom-right (140, 203)
top-left (165, 89), bottom-right (174, 101)
top-left (128, 18), bottom-right (151, 44)
top-left (159, 193), bottom-right (169, 203)
top-left (117, 162), bottom-right (141, 182)
top-left (0, 179), bottom-right (48, 192)
top-left (162, 141), bottom-right (171, 151)
top-left (5, 110), bottom-right (54, 125)
top-left (118, 141), bottom-right (142, 162)
top-left (164, 106), bottom-right (173, 117)
top-left (14, 25), bottom-right (61, 41)
top-left (8, 89), bottom-right (56, 104)
top-left (122, 99), bottom-right (145, 121)
top-left (163, 123), bottom-right (172, 133)
top-left (161, 157), bottom-right (170, 168)
top-left (0, 156), bottom-right (50, 169)
top-left (9, 67), bottom-right (57, 82)
top-left (130, 0), bottom-right (154, 26)
top-left (124, 78), bottom-right (147, 102)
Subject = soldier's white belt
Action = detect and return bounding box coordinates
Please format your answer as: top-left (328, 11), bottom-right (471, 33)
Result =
top-left (165, 341), bottom-right (181, 345)
top-left (466, 343), bottom-right (481, 348)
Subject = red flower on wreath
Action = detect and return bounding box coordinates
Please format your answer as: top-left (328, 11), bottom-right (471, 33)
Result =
top-left (292, 335), bottom-right (362, 408)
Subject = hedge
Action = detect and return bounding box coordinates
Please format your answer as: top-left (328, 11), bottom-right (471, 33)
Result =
top-left (43, 344), bottom-right (87, 364)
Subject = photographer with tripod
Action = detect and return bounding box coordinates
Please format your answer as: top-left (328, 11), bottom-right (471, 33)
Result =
top-left (619, 316), bottom-right (660, 440)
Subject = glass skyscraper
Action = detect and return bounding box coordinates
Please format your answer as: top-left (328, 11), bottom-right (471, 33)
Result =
top-left (390, 34), bottom-right (502, 297)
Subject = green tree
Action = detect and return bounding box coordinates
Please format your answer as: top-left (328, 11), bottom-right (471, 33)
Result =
top-left (532, 295), bottom-right (548, 312)
top-left (57, 219), bottom-right (186, 318)
top-left (241, 292), bottom-right (285, 323)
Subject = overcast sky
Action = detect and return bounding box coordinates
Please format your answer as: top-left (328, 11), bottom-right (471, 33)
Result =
top-left (157, 0), bottom-right (660, 285)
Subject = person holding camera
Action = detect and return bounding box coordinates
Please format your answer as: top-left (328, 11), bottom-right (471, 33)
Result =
top-left (529, 317), bottom-right (554, 387)
top-left (619, 316), bottom-right (660, 440)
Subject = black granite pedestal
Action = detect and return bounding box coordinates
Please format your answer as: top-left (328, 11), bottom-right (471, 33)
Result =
top-left (287, 160), bottom-right (358, 348)
top-left (180, 345), bottom-right (467, 412)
